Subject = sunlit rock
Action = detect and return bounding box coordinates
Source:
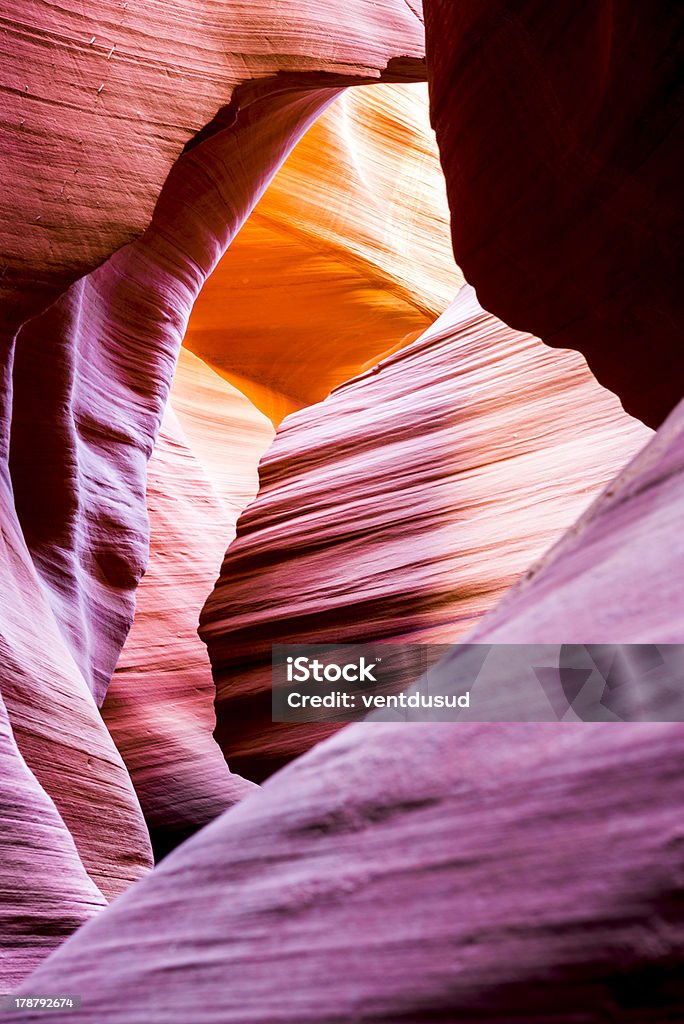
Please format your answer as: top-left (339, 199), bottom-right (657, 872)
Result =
top-left (200, 287), bottom-right (649, 781)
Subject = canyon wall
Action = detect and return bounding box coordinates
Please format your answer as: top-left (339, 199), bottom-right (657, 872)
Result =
top-left (201, 286), bottom-right (649, 781)
top-left (14, 396), bottom-right (684, 1019)
top-left (423, 0), bottom-right (684, 427)
top-left (0, 0), bottom-right (426, 985)
top-left (103, 79), bottom-right (457, 853)
top-left (2, 0), bottom-right (683, 1014)
top-left (101, 351), bottom-right (272, 858)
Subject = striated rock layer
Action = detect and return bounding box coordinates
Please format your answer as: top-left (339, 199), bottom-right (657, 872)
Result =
top-left (200, 286), bottom-right (649, 782)
top-left (14, 386), bottom-right (684, 1016)
top-left (0, 688), bottom-right (106, 990)
top-left (7, 65), bottom-right (425, 724)
top-left (3, 0), bottom-right (683, 1011)
top-left (423, 0), bottom-right (684, 427)
top-left (17, 720), bottom-right (684, 1021)
top-left (0, 0), bottom-right (426, 362)
top-left (103, 78), bottom-right (454, 853)
top-left (184, 82), bottom-right (460, 422)
top-left (0, 478), bottom-right (151, 990)
top-left (0, 0), bottom-right (427, 983)
top-left (461, 396), bottom-right (684, 645)
top-left (103, 351), bottom-right (272, 858)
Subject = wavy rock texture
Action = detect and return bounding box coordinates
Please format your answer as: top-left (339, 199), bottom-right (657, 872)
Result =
top-left (0, 0), bottom-right (425, 358)
top-left (101, 80), bottom-right (452, 854)
top-left (461, 396), bottom-right (684, 645)
top-left (0, 0), bottom-right (427, 985)
top-left (184, 82), bottom-right (460, 422)
top-left (13, 400), bottom-right (684, 1021)
top-left (7, 10), bottom-right (426, 714)
top-left (0, 689), bottom-right (105, 989)
top-left (4, 0), bottom-right (684, 1015)
top-left (102, 351), bottom-right (271, 858)
top-left (200, 286), bottom-right (649, 781)
top-left (423, 0), bottom-right (684, 427)
top-left (14, 723), bottom-right (684, 1018)
top-left (0, 480), bottom-right (151, 991)
top-left (0, 81), bottom-right (386, 979)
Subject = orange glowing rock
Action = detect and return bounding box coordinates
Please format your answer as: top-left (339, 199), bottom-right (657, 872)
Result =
top-left (184, 83), bottom-right (460, 423)
top-left (0, 0), bottom-right (427, 981)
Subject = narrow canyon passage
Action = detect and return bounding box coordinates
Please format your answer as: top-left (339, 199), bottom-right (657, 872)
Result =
top-left (0, 6), bottom-right (429, 982)
top-left (2, 1), bottom-right (683, 1019)
top-left (101, 81), bottom-right (461, 857)
top-left (103, 81), bottom-right (650, 837)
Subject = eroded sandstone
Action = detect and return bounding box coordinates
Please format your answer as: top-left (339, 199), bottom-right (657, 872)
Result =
top-left (200, 288), bottom-right (649, 781)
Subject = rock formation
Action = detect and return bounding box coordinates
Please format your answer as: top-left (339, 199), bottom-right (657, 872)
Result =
top-left (0, 472), bottom-right (151, 989)
top-left (183, 82), bottom-right (460, 422)
top-left (200, 287), bottom-right (649, 781)
top-left (101, 351), bottom-right (272, 859)
top-left (0, 0), bottom-right (425, 342)
top-left (0, 0), bottom-right (427, 987)
top-left (462, 396), bottom-right (684, 646)
top-left (0, 688), bottom-right (106, 990)
top-left (423, 0), bottom-right (684, 427)
top-left (2, 0), bottom-right (683, 1017)
top-left (103, 80), bottom-right (456, 853)
top-left (12, 391), bottom-right (684, 1019)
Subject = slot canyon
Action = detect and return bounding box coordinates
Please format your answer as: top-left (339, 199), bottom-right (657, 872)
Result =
top-left (0, 1), bottom-right (683, 1020)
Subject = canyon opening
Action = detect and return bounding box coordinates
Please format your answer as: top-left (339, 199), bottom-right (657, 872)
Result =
top-left (1, 2), bottom-right (683, 1021)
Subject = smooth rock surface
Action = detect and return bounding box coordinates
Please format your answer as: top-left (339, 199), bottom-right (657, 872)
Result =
top-left (0, 688), bottom-right (105, 990)
top-left (200, 286), bottom-right (649, 781)
top-left (184, 82), bottom-right (460, 423)
top-left (0, 477), bottom-right (151, 988)
top-left (13, 717), bottom-right (684, 1020)
top-left (7, 20), bottom-right (429, 714)
top-left (462, 396), bottom-right (684, 645)
top-left (423, 0), bottom-right (684, 426)
top-left (102, 77), bottom-right (458, 846)
top-left (1, 68), bottom-right (343, 986)
top-left (102, 78), bottom-right (453, 852)
top-left (13, 397), bottom-right (684, 1022)
top-left (0, 0), bottom-right (426, 983)
top-left (4, 2), bottom-right (683, 1014)
top-left (103, 352), bottom-right (271, 858)
top-left (0, 0), bottom-right (425, 360)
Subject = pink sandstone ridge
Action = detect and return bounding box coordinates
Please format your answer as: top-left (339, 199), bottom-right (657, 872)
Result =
top-left (1, 0), bottom-right (683, 1018)
top-left (0, 0), bottom-right (426, 983)
top-left (200, 287), bottom-right (649, 781)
